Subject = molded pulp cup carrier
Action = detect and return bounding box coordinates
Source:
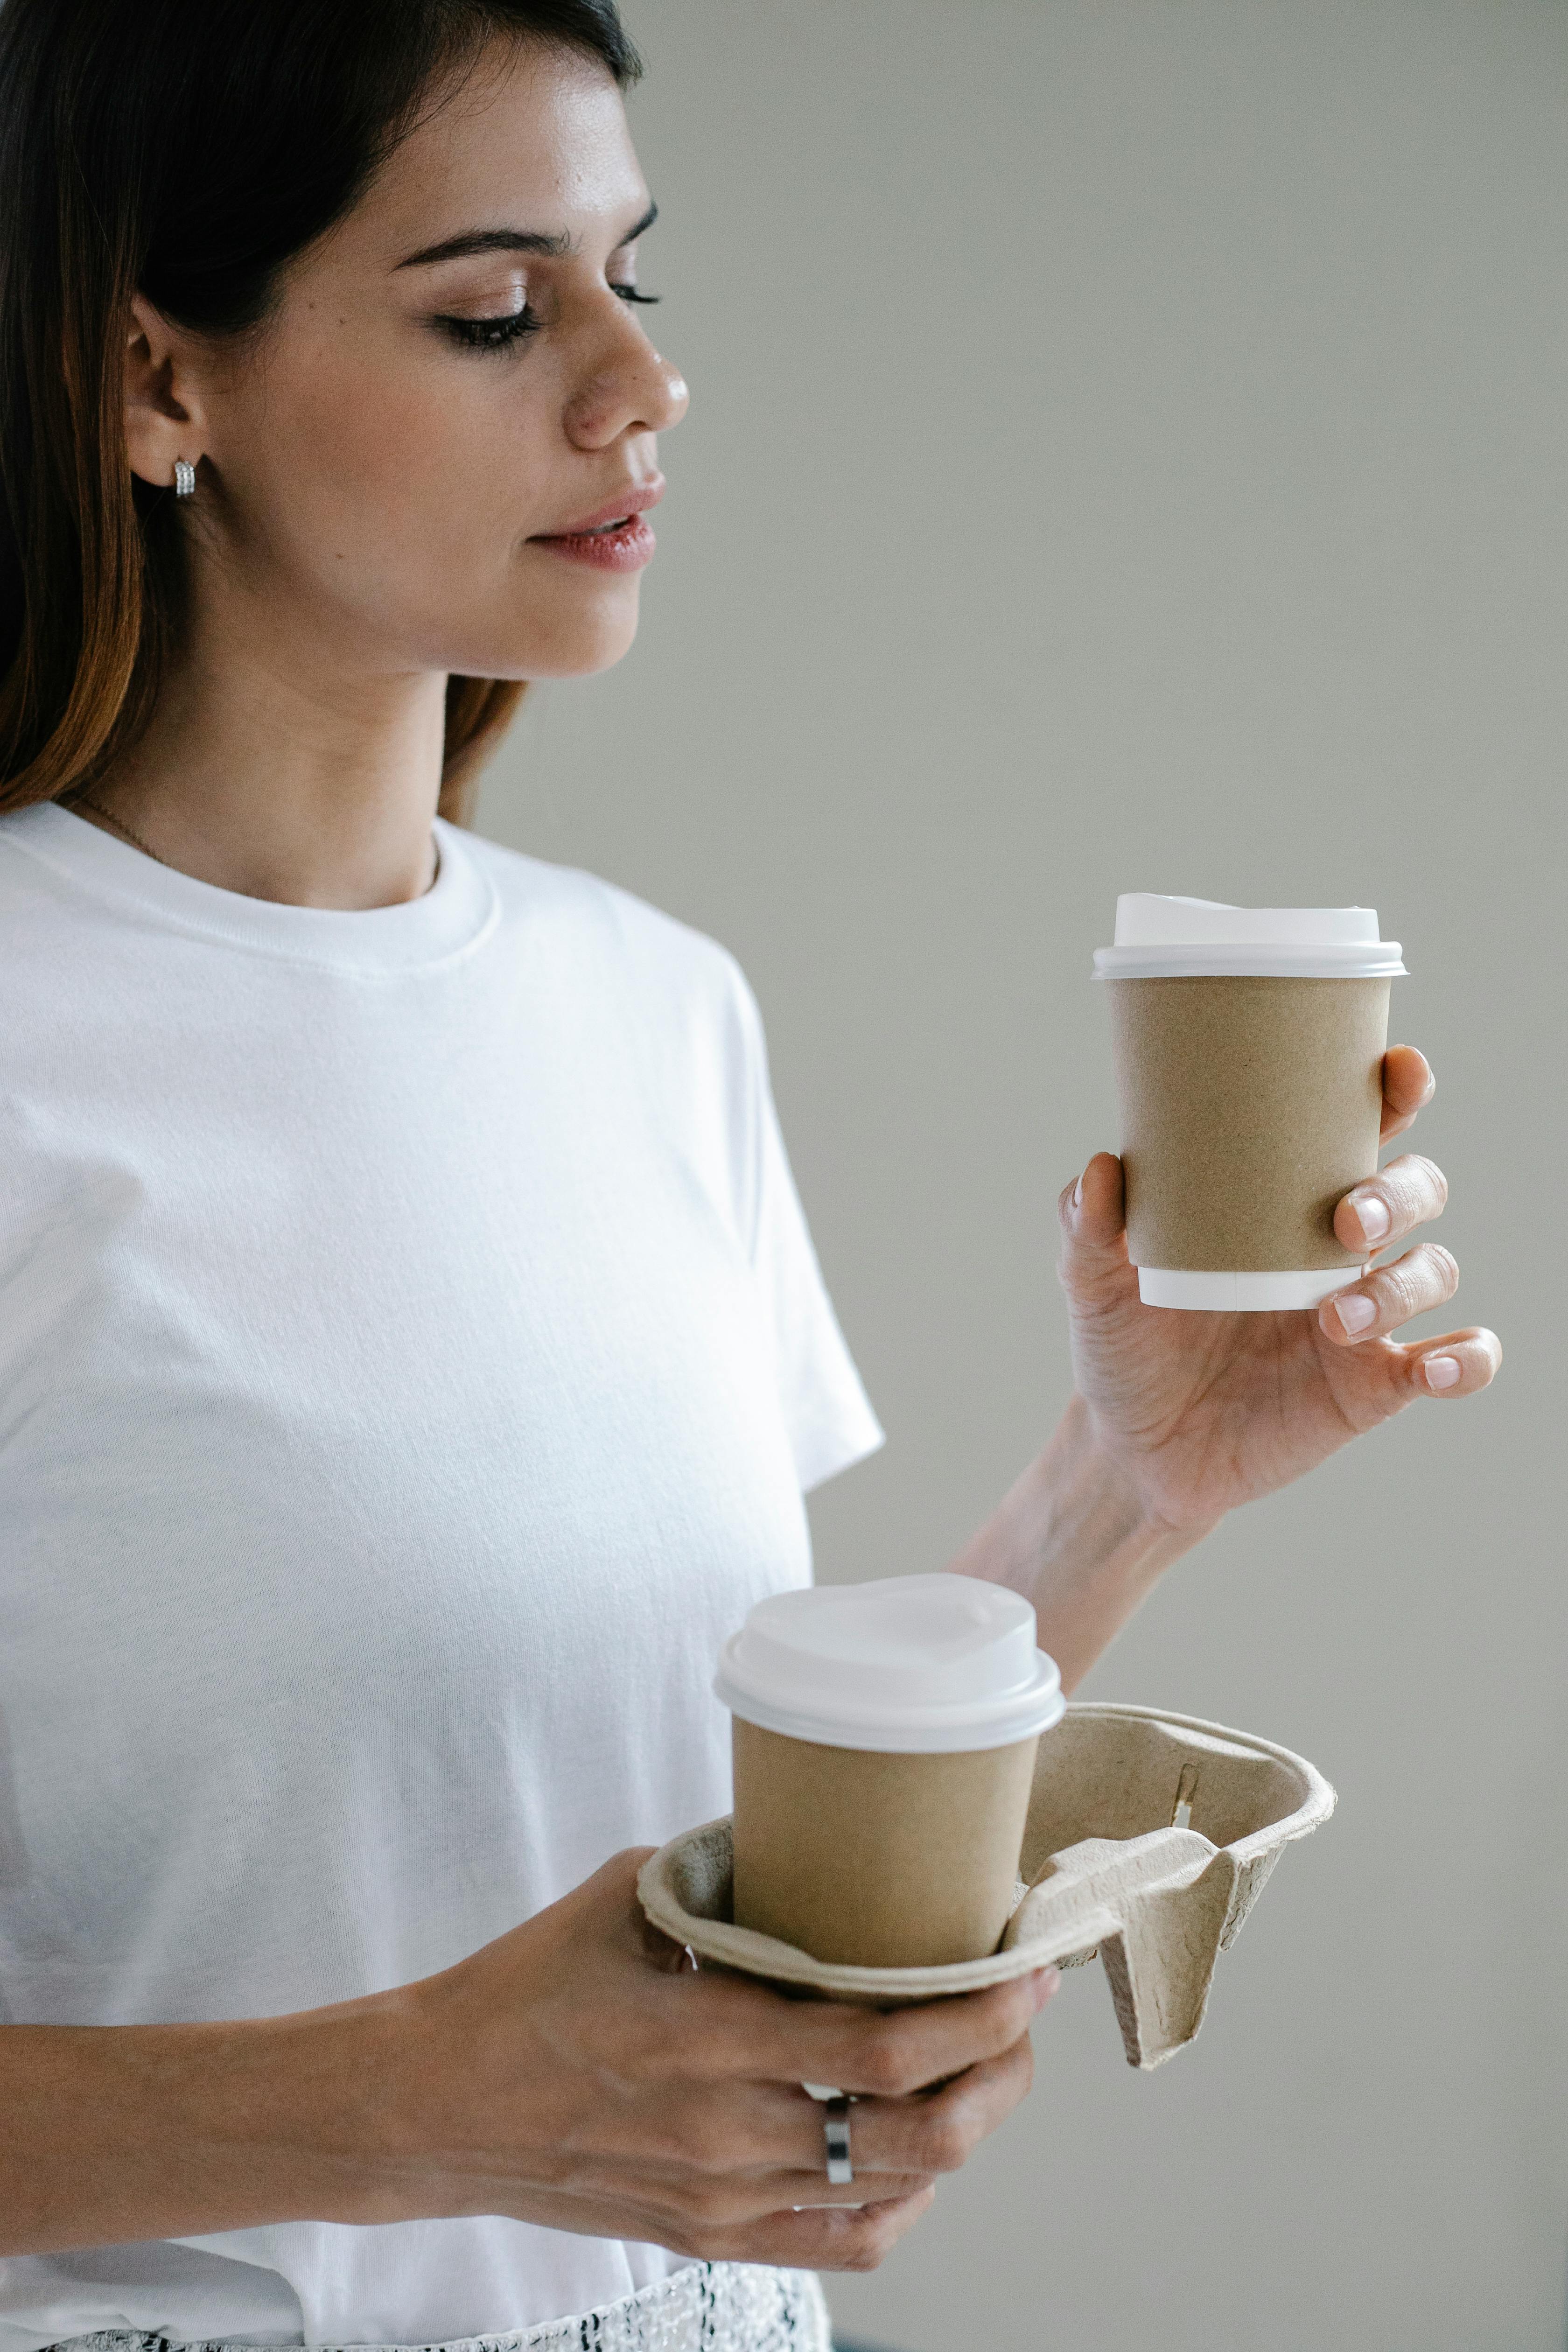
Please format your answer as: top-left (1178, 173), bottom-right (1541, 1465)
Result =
top-left (642, 1702), bottom-right (1336, 2071)
top-left (1094, 895), bottom-right (1408, 1313)
top-left (642, 1575), bottom-right (1335, 2066)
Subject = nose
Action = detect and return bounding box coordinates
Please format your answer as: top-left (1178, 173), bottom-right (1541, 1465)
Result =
top-left (564, 302), bottom-right (689, 451)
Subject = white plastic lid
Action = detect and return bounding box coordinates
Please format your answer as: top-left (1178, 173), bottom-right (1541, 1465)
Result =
top-left (1093, 895), bottom-right (1407, 980)
top-left (714, 1573), bottom-right (1065, 1753)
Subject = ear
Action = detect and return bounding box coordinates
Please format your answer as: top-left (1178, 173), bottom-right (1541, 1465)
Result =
top-left (124, 292), bottom-right (210, 492)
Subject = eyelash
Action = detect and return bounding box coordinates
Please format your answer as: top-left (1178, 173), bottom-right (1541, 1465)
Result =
top-left (439, 283), bottom-right (661, 355)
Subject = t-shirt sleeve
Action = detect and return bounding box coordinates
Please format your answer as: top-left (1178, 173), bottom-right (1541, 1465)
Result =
top-left (724, 960), bottom-right (885, 1495)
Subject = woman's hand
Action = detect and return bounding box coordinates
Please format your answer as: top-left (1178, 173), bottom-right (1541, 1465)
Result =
top-left (371, 1849), bottom-right (1055, 2271)
top-left (0, 1853), bottom-right (1051, 2261)
top-left (1058, 1045), bottom-right (1501, 1538)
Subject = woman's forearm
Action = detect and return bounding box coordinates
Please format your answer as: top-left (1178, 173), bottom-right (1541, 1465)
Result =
top-left (1, 1394), bottom-right (1209, 2261)
top-left (0, 1997), bottom-right (413, 2254)
top-left (947, 1394), bottom-right (1214, 1690)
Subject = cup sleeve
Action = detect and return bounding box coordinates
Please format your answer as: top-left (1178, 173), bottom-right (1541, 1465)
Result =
top-left (728, 964), bottom-right (885, 1496)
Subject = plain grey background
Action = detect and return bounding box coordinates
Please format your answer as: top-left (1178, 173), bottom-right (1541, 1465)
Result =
top-left (474, 3), bottom-right (1567, 2345)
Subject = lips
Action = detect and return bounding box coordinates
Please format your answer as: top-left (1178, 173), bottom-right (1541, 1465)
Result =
top-left (531, 477), bottom-right (665, 541)
top-left (528, 478), bottom-right (663, 573)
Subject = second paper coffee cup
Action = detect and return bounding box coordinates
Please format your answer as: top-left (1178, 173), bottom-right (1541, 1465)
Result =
top-left (1095, 895), bottom-right (1408, 1312)
top-left (714, 1573), bottom-right (1065, 1969)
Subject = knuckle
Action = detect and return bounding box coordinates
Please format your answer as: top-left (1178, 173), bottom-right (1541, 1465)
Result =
top-left (1000, 1983), bottom-right (1038, 2039)
top-left (1426, 1243), bottom-right (1460, 1293)
top-left (969, 2002), bottom-right (1020, 2068)
top-left (1389, 1171), bottom-right (1420, 1215)
top-left (1412, 1153), bottom-right (1449, 1208)
top-left (1378, 1259), bottom-right (1426, 1321)
top-left (858, 2037), bottom-right (916, 2098)
top-left (919, 2113), bottom-right (975, 2172)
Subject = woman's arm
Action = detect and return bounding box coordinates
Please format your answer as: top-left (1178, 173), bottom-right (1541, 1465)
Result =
top-left (948, 1394), bottom-right (1204, 1692)
top-left (0, 1852), bottom-right (1052, 2270)
top-left (952, 1048), bottom-right (1501, 1686)
top-left (0, 1995), bottom-right (414, 2250)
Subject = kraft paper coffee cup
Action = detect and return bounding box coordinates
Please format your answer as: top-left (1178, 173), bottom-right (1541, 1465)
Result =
top-left (714, 1574), bottom-right (1065, 1969)
top-left (1094, 895), bottom-right (1408, 1312)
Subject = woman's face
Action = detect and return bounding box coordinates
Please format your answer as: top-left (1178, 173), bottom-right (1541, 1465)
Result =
top-left (138, 40), bottom-right (686, 682)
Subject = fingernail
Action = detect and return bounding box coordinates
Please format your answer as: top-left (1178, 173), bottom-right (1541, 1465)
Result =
top-left (1424, 1354), bottom-right (1462, 1390)
top-left (1071, 1177), bottom-right (1083, 1211)
top-left (1335, 1292), bottom-right (1377, 1336)
top-left (1032, 1967), bottom-right (1061, 2007)
top-left (1350, 1193), bottom-right (1390, 1245)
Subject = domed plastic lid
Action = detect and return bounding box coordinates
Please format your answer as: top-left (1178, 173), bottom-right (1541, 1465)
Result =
top-left (1093, 895), bottom-right (1407, 979)
top-left (714, 1573), bottom-right (1065, 1753)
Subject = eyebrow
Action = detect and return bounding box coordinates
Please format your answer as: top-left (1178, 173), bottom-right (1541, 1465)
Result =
top-left (394, 200), bottom-right (658, 272)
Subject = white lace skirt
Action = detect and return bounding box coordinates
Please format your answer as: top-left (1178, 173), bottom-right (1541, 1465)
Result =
top-left (48, 2264), bottom-right (833, 2352)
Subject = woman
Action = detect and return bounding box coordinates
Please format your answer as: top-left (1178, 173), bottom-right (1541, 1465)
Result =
top-left (0, 3), bottom-right (1499, 2350)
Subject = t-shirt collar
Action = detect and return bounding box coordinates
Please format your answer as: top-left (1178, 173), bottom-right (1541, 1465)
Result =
top-left (0, 802), bottom-right (498, 974)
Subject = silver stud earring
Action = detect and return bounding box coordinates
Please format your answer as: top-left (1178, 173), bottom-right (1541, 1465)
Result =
top-left (173, 458), bottom-right (196, 498)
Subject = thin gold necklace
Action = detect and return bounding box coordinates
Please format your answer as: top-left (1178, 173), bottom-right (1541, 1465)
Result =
top-left (68, 794), bottom-right (171, 868)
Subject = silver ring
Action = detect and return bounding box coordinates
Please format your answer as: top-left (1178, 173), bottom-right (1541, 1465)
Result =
top-left (823, 2094), bottom-right (853, 2185)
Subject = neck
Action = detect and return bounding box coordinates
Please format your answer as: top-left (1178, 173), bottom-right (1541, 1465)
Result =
top-left (75, 596), bottom-right (451, 910)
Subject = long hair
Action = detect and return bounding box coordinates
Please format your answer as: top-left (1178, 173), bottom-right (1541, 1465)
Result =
top-left (0, 0), bottom-right (640, 827)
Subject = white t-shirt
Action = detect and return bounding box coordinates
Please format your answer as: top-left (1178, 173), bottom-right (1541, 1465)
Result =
top-left (0, 803), bottom-right (883, 2352)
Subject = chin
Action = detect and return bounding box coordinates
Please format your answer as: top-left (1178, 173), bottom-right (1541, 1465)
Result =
top-left (468, 581), bottom-right (644, 682)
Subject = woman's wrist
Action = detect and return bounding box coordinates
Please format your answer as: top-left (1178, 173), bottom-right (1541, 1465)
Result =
top-left (948, 1395), bottom-right (1217, 1690)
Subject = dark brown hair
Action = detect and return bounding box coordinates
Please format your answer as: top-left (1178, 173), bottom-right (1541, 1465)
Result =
top-left (0, 0), bottom-right (640, 826)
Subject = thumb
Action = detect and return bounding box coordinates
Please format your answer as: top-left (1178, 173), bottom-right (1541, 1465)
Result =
top-left (1057, 1151), bottom-right (1136, 1302)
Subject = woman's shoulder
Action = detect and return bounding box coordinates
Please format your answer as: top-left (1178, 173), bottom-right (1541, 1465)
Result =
top-left (460, 828), bottom-right (758, 1038)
